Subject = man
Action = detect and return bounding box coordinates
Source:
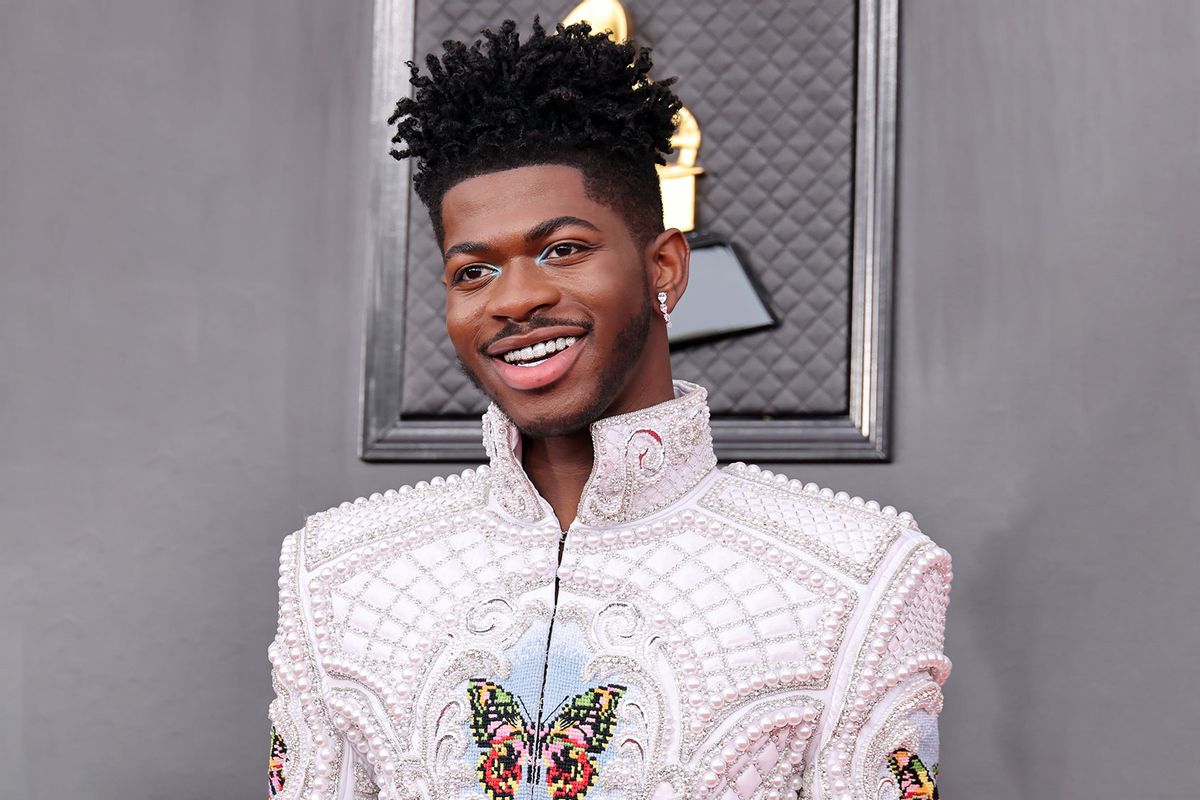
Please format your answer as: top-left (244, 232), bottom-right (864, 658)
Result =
top-left (267, 19), bottom-right (950, 800)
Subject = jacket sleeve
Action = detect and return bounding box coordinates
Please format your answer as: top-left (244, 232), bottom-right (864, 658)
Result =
top-left (267, 530), bottom-right (378, 800)
top-left (817, 540), bottom-right (952, 800)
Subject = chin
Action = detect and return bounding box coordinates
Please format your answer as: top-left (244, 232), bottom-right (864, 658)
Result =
top-left (455, 356), bottom-right (591, 436)
top-left (500, 390), bottom-right (604, 439)
top-left (508, 408), bottom-right (591, 438)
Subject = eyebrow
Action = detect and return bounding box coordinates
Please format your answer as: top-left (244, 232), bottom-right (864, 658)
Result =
top-left (442, 215), bottom-right (601, 264)
top-left (442, 240), bottom-right (488, 263)
top-left (524, 215), bottom-right (601, 243)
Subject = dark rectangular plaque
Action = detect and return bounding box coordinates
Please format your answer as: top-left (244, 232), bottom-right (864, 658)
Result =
top-left (361, 0), bottom-right (898, 461)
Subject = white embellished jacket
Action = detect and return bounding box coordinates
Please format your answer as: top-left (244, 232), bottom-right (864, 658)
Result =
top-left (267, 381), bottom-right (951, 800)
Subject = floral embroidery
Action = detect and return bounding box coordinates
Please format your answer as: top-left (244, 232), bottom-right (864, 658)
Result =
top-left (268, 725), bottom-right (287, 797)
top-left (886, 748), bottom-right (938, 799)
top-left (468, 678), bottom-right (625, 800)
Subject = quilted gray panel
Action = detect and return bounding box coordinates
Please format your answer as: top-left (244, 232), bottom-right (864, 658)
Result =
top-left (399, 0), bottom-right (855, 416)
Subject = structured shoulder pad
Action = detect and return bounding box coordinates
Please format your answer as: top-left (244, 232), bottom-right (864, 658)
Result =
top-left (301, 467), bottom-right (490, 567)
top-left (698, 463), bottom-right (923, 583)
top-left (818, 541), bottom-right (952, 797)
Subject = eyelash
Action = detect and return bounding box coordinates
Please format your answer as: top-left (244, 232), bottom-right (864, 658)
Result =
top-left (451, 241), bottom-right (592, 285)
top-left (537, 241), bottom-right (590, 262)
top-left (452, 263), bottom-right (500, 284)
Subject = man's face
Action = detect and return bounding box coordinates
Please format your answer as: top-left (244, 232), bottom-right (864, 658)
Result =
top-left (440, 164), bottom-right (660, 438)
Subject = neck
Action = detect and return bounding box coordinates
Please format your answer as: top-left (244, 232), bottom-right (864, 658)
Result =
top-left (482, 378), bottom-right (717, 529)
top-left (520, 430), bottom-right (594, 530)
top-left (521, 359), bottom-right (676, 530)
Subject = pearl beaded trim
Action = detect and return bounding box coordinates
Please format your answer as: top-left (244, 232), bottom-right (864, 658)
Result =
top-left (721, 462), bottom-right (919, 531)
top-left (304, 468), bottom-right (490, 567)
top-left (695, 698), bottom-right (824, 798)
top-left (818, 542), bottom-right (952, 800)
top-left (702, 465), bottom-right (914, 583)
top-left (268, 531), bottom-right (347, 800)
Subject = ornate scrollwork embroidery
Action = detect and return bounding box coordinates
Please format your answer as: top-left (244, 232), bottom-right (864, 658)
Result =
top-left (481, 406), bottom-right (546, 523)
top-left (592, 601), bottom-right (644, 650)
top-left (577, 381), bottom-right (718, 526)
top-left (466, 597), bottom-right (519, 635)
top-left (627, 428), bottom-right (666, 478)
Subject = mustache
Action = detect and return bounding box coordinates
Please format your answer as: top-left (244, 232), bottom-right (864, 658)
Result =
top-left (477, 316), bottom-right (594, 355)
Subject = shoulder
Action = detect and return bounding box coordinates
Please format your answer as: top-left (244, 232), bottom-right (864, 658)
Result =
top-left (699, 462), bottom-right (948, 585)
top-left (287, 466), bottom-right (493, 571)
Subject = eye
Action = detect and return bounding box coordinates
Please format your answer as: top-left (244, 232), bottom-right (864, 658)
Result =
top-left (538, 241), bottom-right (591, 262)
top-left (452, 263), bottom-right (499, 285)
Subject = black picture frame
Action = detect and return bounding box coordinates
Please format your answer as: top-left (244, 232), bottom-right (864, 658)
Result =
top-left (360, 0), bottom-right (899, 462)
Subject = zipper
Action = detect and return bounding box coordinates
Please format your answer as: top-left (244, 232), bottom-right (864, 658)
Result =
top-left (527, 527), bottom-right (569, 796)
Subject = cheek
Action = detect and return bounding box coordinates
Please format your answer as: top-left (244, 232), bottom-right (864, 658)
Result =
top-left (576, 254), bottom-right (646, 313)
top-left (590, 273), bottom-right (647, 325)
top-left (444, 298), bottom-right (479, 355)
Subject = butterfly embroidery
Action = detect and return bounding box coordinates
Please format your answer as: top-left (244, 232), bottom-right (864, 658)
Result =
top-left (268, 725), bottom-right (287, 797)
top-left (468, 678), bottom-right (625, 800)
top-left (886, 748), bottom-right (939, 800)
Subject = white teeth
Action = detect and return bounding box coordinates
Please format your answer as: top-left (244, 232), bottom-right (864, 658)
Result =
top-left (501, 335), bottom-right (578, 364)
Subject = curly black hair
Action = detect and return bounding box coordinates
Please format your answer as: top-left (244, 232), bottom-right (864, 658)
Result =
top-left (388, 18), bottom-right (682, 245)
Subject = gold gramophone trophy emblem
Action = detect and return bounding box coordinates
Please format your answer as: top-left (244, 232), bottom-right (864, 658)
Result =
top-left (563, 0), bottom-right (774, 343)
top-left (563, 0), bottom-right (703, 233)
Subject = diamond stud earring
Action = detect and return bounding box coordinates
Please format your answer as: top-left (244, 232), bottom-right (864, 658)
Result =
top-left (657, 291), bottom-right (672, 329)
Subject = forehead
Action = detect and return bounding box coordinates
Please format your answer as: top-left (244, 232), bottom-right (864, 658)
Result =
top-left (440, 164), bottom-right (616, 245)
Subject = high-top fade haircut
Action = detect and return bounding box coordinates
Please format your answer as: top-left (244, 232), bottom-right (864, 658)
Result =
top-left (387, 18), bottom-right (682, 247)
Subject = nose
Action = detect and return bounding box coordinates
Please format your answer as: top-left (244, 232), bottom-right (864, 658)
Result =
top-left (486, 258), bottom-right (560, 322)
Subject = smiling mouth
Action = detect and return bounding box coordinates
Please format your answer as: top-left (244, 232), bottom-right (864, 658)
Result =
top-left (498, 335), bottom-right (580, 367)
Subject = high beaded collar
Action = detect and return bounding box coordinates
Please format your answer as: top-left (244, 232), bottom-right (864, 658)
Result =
top-left (481, 380), bottom-right (719, 529)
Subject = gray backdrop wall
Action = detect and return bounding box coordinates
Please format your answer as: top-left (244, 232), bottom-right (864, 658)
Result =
top-left (2, 1), bottom-right (1197, 798)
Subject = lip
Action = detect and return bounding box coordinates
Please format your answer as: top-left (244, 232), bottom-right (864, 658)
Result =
top-left (484, 325), bottom-right (590, 358)
top-left (489, 335), bottom-right (587, 391)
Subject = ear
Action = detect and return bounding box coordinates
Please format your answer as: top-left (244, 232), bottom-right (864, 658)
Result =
top-left (644, 228), bottom-right (690, 314)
